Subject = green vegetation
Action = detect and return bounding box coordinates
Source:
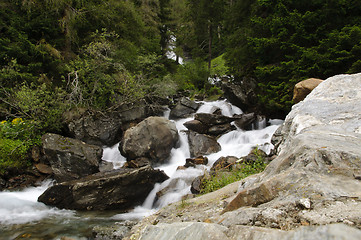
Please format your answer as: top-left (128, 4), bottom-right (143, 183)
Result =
top-left (1, 0), bottom-right (361, 175)
top-left (200, 149), bottom-right (267, 194)
top-left (225, 0), bottom-right (361, 115)
top-left (0, 118), bottom-right (40, 175)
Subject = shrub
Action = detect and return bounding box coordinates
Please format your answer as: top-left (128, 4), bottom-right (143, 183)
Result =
top-left (200, 151), bottom-right (267, 194)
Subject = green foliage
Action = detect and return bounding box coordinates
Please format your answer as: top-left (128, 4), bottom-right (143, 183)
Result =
top-left (0, 119), bottom-right (40, 175)
top-left (200, 150), bottom-right (267, 194)
top-left (173, 58), bottom-right (209, 90)
top-left (0, 138), bottom-right (31, 175)
top-left (225, 0), bottom-right (361, 116)
top-left (12, 83), bottom-right (66, 132)
top-left (210, 54), bottom-right (229, 76)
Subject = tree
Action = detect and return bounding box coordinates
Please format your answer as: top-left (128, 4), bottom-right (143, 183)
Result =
top-left (225, 0), bottom-right (361, 117)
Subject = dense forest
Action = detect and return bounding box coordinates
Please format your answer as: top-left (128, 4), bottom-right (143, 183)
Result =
top-left (1, 0), bottom-right (361, 174)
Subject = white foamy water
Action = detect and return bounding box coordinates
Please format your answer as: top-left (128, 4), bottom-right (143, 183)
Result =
top-left (0, 180), bottom-right (75, 225)
top-left (102, 142), bottom-right (126, 169)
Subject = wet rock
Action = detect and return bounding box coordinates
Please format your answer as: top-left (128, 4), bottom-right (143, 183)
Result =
top-left (183, 120), bottom-right (208, 134)
top-left (233, 113), bottom-right (256, 130)
top-left (188, 131), bottom-right (221, 157)
top-left (221, 77), bottom-right (257, 113)
top-left (169, 97), bottom-right (201, 119)
top-left (194, 113), bottom-right (233, 125)
top-left (292, 78), bottom-right (323, 103)
top-left (211, 156), bottom-right (238, 172)
top-left (120, 117), bottom-right (179, 166)
top-left (38, 166), bottom-right (169, 211)
top-left (190, 175), bottom-right (203, 194)
top-left (42, 133), bottom-right (102, 182)
top-left (208, 123), bottom-right (235, 136)
top-left (184, 156), bottom-right (208, 168)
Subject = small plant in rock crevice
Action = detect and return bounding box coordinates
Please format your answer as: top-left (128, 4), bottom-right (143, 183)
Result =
top-left (199, 148), bottom-right (268, 195)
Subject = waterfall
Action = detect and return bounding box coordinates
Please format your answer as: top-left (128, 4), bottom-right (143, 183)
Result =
top-left (0, 99), bottom-right (282, 238)
top-left (112, 99), bottom-right (282, 220)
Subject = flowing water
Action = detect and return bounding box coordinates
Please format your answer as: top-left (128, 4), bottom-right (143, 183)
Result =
top-left (0, 100), bottom-right (282, 239)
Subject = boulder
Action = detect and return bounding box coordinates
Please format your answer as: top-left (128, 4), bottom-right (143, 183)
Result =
top-left (169, 97), bottom-right (201, 119)
top-left (292, 78), bottom-right (323, 103)
top-left (38, 166), bottom-right (169, 211)
top-left (208, 123), bottom-right (235, 136)
top-left (120, 117), bottom-right (179, 165)
top-left (221, 77), bottom-right (257, 113)
top-left (194, 113), bottom-right (233, 125)
top-left (223, 73), bottom-right (361, 226)
top-left (63, 100), bottom-right (165, 147)
top-left (63, 108), bottom-right (123, 147)
top-left (233, 113), bottom-right (256, 130)
top-left (42, 133), bottom-right (102, 182)
top-left (183, 120), bottom-right (208, 134)
top-left (188, 131), bottom-right (221, 157)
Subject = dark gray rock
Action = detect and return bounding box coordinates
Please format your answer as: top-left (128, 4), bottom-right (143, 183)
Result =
top-left (38, 166), bottom-right (169, 211)
top-left (190, 175), bottom-right (203, 194)
top-left (233, 113), bottom-right (256, 130)
top-left (63, 108), bottom-right (123, 147)
top-left (194, 113), bottom-right (233, 125)
top-left (42, 133), bottom-right (102, 182)
top-left (183, 120), bottom-right (208, 134)
top-left (63, 100), bottom-right (165, 147)
top-left (169, 97), bottom-right (201, 119)
top-left (221, 77), bottom-right (257, 113)
top-left (120, 117), bottom-right (179, 165)
top-left (208, 123), bottom-right (235, 136)
top-left (188, 131), bottom-right (221, 157)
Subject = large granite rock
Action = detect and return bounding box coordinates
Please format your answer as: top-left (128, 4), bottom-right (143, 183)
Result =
top-left (137, 222), bottom-right (228, 240)
top-left (224, 73), bottom-right (361, 223)
top-left (42, 133), bottom-right (102, 182)
top-left (38, 166), bottom-right (168, 211)
top-left (131, 222), bottom-right (361, 240)
top-left (120, 117), bottom-right (179, 165)
top-left (292, 78), bottom-right (323, 103)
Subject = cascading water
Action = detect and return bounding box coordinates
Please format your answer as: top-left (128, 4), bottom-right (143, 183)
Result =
top-left (0, 99), bottom-right (282, 239)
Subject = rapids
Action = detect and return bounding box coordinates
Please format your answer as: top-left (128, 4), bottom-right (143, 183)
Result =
top-left (0, 100), bottom-right (282, 239)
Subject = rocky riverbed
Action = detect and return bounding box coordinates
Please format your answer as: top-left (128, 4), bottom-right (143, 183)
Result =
top-left (124, 73), bottom-right (361, 240)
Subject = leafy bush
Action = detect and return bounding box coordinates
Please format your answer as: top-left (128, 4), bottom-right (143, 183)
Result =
top-left (0, 119), bottom-right (39, 175)
top-left (174, 58), bottom-right (210, 90)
